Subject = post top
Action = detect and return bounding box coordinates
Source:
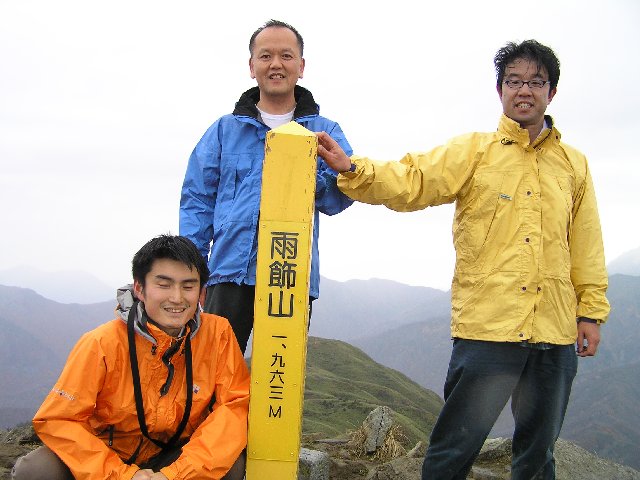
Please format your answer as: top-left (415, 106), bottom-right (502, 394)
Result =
top-left (269, 121), bottom-right (315, 137)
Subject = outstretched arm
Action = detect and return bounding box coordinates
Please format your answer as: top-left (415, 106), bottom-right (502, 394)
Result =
top-left (316, 131), bottom-right (351, 173)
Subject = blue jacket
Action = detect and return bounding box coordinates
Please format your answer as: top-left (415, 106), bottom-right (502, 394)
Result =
top-left (180, 86), bottom-right (353, 298)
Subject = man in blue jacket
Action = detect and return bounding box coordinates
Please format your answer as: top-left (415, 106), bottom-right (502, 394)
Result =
top-left (179, 19), bottom-right (353, 353)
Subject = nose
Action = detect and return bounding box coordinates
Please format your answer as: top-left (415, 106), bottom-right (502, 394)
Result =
top-left (518, 82), bottom-right (533, 94)
top-left (270, 55), bottom-right (283, 69)
top-left (168, 285), bottom-right (183, 303)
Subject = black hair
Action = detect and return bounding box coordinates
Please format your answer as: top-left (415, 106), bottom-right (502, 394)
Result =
top-left (131, 235), bottom-right (209, 288)
top-left (494, 39), bottom-right (560, 90)
top-left (249, 19), bottom-right (304, 57)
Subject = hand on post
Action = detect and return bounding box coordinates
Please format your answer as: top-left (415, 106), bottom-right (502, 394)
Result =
top-left (316, 131), bottom-right (352, 173)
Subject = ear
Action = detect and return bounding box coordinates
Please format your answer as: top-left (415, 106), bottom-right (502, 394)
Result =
top-left (547, 86), bottom-right (557, 103)
top-left (199, 287), bottom-right (206, 307)
top-left (496, 83), bottom-right (503, 98)
top-left (133, 280), bottom-right (145, 302)
top-left (249, 57), bottom-right (256, 79)
top-left (299, 57), bottom-right (305, 79)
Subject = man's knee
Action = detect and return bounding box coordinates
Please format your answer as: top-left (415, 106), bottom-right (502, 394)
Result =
top-left (12, 446), bottom-right (73, 480)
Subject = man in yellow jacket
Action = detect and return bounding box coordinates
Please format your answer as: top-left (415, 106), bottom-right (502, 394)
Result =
top-left (12, 235), bottom-right (250, 480)
top-left (316, 40), bottom-right (609, 480)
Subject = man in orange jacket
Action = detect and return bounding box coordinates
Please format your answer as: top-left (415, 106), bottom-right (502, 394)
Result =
top-left (12, 235), bottom-right (250, 480)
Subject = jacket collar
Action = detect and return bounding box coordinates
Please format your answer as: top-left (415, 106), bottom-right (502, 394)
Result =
top-left (498, 114), bottom-right (560, 148)
top-left (232, 85), bottom-right (319, 120)
top-left (116, 285), bottom-right (200, 345)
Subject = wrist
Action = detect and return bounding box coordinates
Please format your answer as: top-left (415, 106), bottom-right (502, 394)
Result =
top-left (577, 317), bottom-right (599, 324)
top-left (342, 162), bottom-right (357, 174)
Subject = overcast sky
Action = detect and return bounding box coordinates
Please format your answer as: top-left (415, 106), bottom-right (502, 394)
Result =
top-left (1, 0), bottom-right (638, 293)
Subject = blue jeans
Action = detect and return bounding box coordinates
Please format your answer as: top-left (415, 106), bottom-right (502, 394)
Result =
top-left (422, 339), bottom-right (577, 480)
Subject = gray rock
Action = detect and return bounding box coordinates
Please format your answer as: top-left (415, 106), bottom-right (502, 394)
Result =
top-left (298, 447), bottom-right (330, 480)
top-left (363, 406), bottom-right (394, 454)
top-left (406, 441), bottom-right (426, 459)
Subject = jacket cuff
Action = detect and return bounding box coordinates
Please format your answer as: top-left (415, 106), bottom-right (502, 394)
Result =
top-left (341, 161), bottom-right (360, 177)
top-left (577, 317), bottom-right (599, 324)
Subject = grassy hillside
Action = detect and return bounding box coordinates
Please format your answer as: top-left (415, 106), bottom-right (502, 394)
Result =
top-left (303, 337), bottom-right (442, 444)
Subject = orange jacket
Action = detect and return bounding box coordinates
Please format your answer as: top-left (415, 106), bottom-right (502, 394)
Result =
top-left (33, 305), bottom-right (250, 480)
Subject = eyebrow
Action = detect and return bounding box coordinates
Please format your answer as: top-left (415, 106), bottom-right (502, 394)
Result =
top-left (154, 274), bottom-right (199, 284)
top-left (257, 46), bottom-right (295, 54)
top-left (505, 73), bottom-right (548, 81)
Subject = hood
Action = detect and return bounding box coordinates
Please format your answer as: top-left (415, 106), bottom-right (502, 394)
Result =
top-left (232, 85), bottom-right (320, 120)
top-left (116, 285), bottom-right (201, 344)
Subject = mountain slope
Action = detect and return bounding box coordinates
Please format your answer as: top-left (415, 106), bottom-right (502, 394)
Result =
top-left (562, 361), bottom-right (640, 469)
top-left (0, 286), bottom-right (115, 428)
top-left (303, 337), bottom-right (443, 443)
top-left (352, 318), bottom-right (452, 395)
top-left (0, 317), bottom-right (62, 427)
top-left (0, 285), bottom-right (114, 360)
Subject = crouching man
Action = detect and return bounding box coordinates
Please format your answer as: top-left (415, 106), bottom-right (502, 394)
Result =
top-left (12, 235), bottom-right (250, 480)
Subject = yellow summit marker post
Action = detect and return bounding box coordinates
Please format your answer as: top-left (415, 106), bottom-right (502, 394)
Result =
top-left (246, 121), bottom-right (317, 479)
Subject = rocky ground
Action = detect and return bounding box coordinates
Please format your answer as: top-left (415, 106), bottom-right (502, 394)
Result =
top-left (303, 434), bottom-right (640, 480)
top-left (0, 425), bottom-right (38, 480)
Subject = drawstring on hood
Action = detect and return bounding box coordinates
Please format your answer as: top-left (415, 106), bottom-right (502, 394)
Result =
top-left (118, 284), bottom-right (195, 459)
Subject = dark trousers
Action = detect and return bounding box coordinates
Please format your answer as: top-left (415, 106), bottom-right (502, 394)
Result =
top-left (422, 339), bottom-right (577, 480)
top-left (204, 282), bottom-right (313, 355)
top-left (204, 283), bottom-right (256, 354)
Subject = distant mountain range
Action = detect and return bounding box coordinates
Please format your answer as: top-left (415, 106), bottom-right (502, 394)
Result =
top-left (1, 255), bottom-right (638, 469)
top-left (0, 266), bottom-right (115, 304)
top-left (311, 278), bottom-right (450, 341)
top-left (1, 244), bottom-right (636, 306)
top-left (607, 246), bottom-right (640, 276)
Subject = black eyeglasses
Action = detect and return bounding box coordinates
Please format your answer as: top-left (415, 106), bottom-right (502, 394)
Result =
top-left (503, 79), bottom-right (550, 90)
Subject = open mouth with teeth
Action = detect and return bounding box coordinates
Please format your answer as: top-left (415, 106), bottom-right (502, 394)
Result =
top-left (164, 307), bottom-right (187, 314)
top-left (516, 103), bottom-right (533, 109)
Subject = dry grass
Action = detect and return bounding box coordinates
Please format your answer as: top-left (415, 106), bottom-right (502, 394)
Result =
top-left (346, 424), bottom-right (408, 462)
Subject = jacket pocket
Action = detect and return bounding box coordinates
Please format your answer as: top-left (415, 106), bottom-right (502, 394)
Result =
top-left (455, 171), bottom-right (506, 268)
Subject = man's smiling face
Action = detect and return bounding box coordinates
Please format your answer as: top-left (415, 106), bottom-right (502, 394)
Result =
top-left (249, 26), bottom-right (305, 104)
top-left (133, 258), bottom-right (201, 337)
top-left (498, 58), bottom-right (556, 134)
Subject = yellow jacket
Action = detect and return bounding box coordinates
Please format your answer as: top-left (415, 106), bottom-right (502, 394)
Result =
top-left (340, 115), bottom-right (609, 343)
top-left (33, 306), bottom-right (250, 480)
